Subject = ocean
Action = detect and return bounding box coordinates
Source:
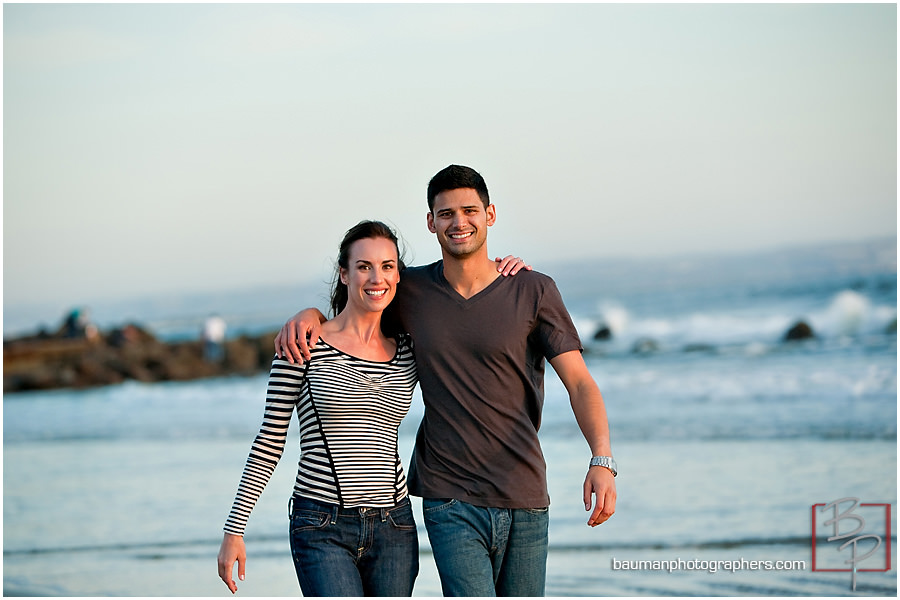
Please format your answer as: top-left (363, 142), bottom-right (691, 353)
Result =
top-left (3, 238), bottom-right (897, 596)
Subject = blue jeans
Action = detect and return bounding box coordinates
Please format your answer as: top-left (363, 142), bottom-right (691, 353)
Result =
top-left (288, 495), bottom-right (419, 596)
top-left (422, 498), bottom-right (549, 597)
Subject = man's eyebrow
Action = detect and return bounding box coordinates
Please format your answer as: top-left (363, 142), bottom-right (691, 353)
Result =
top-left (437, 204), bottom-right (481, 212)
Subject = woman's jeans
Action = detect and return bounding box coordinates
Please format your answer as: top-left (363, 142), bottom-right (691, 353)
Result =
top-left (423, 498), bottom-right (550, 597)
top-left (288, 495), bottom-right (419, 596)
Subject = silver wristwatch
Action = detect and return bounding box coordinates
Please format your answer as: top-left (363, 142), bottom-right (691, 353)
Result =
top-left (590, 456), bottom-right (617, 477)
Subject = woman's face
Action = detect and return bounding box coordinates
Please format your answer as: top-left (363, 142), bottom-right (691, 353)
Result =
top-left (340, 236), bottom-right (400, 315)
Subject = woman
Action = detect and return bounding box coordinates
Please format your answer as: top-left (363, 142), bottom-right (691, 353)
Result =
top-left (217, 221), bottom-right (419, 596)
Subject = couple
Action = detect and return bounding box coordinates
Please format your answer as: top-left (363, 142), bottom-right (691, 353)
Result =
top-left (218, 165), bottom-right (617, 597)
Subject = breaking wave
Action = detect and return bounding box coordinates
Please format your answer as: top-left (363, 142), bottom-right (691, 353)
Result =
top-left (574, 289), bottom-right (896, 354)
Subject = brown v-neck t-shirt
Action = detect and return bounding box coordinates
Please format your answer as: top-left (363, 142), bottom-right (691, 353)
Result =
top-left (387, 260), bottom-right (582, 509)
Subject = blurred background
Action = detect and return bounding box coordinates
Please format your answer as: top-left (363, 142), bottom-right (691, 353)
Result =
top-left (3, 3), bottom-right (896, 596)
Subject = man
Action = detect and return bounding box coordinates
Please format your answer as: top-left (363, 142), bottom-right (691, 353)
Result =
top-left (275, 165), bottom-right (616, 596)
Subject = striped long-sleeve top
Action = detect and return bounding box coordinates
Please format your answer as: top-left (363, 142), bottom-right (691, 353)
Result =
top-left (224, 334), bottom-right (417, 536)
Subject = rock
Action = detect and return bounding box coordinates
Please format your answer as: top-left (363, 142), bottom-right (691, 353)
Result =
top-left (107, 323), bottom-right (156, 347)
top-left (73, 355), bottom-right (126, 388)
top-left (224, 337), bottom-right (264, 375)
top-left (5, 365), bottom-right (62, 392)
top-left (593, 325), bottom-right (613, 341)
top-left (783, 321), bottom-right (815, 341)
top-left (3, 322), bottom-right (280, 393)
top-left (254, 333), bottom-right (278, 366)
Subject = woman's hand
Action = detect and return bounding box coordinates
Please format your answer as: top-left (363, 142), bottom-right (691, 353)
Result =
top-left (495, 255), bottom-right (532, 276)
top-left (217, 533), bottom-right (247, 594)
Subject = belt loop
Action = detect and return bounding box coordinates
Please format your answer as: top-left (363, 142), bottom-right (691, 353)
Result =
top-left (330, 504), bottom-right (338, 525)
top-left (380, 508), bottom-right (388, 523)
top-left (288, 496), bottom-right (294, 518)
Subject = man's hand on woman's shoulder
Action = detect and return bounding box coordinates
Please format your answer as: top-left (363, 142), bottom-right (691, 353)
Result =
top-left (274, 308), bottom-right (326, 364)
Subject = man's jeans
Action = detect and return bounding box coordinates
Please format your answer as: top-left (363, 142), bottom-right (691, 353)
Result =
top-left (423, 498), bottom-right (549, 597)
top-left (288, 495), bottom-right (419, 596)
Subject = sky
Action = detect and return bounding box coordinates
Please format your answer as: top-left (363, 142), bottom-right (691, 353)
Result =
top-left (3, 3), bottom-right (897, 316)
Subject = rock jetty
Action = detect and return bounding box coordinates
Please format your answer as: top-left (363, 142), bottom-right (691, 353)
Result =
top-left (4, 323), bottom-right (278, 393)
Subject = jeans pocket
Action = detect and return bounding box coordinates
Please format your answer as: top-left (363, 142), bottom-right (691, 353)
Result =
top-left (387, 503), bottom-right (418, 531)
top-left (523, 506), bottom-right (549, 515)
top-left (422, 498), bottom-right (457, 515)
top-left (290, 509), bottom-right (330, 533)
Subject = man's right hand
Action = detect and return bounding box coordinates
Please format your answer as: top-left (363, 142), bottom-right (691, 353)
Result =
top-left (274, 308), bottom-right (326, 363)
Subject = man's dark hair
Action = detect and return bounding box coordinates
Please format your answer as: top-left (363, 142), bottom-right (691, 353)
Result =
top-left (427, 165), bottom-right (490, 211)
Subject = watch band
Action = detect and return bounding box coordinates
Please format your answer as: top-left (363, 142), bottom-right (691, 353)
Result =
top-left (590, 455), bottom-right (617, 477)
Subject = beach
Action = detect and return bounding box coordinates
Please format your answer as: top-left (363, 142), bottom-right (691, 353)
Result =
top-left (4, 239), bottom-right (897, 596)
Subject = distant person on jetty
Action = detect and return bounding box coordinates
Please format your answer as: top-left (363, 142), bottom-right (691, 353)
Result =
top-left (218, 221), bottom-right (421, 596)
top-left (274, 165), bottom-right (617, 596)
top-left (62, 307), bottom-right (98, 341)
top-left (202, 314), bottom-right (227, 362)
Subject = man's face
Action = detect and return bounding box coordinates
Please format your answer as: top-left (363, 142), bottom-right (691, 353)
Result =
top-left (427, 188), bottom-right (496, 259)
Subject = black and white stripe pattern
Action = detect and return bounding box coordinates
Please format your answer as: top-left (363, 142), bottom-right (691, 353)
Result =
top-left (224, 334), bottom-right (417, 536)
